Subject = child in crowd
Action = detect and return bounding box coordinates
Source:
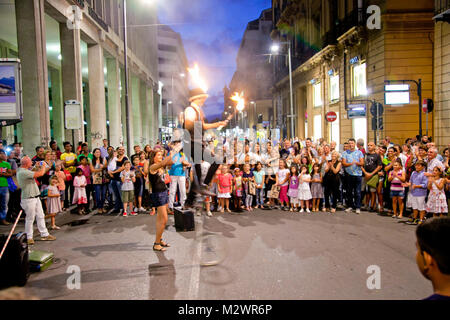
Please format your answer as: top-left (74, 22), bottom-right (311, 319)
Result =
top-left (54, 162), bottom-right (66, 211)
top-left (120, 160), bottom-right (136, 217)
top-left (277, 160), bottom-right (290, 210)
top-left (73, 167), bottom-right (87, 215)
top-left (47, 176), bottom-right (62, 230)
top-left (243, 164), bottom-right (254, 211)
top-left (388, 159), bottom-right (406, 219)
top-left (253, 162), bottom-right (265, 209)
top-left (288, 165), bottom-right (299, 212)
top-left (406, 160), bottom-right (428, 225)
top-left (133, 156), bottom-right (145, 213)
top-left (78, 156), bottom-right (92, 212)
top-left (233, 167), bottom-right (243, 211)
top-left (298, 165), bottom-right (312, 213)
top-left (310, 163), bottom-right (324, 212)
top-left (265, 167), bottom-right (277, 209)
top-left (426, 167), bottom-right (448, 217)
top-left (217, 165), bottom-right (232, 213)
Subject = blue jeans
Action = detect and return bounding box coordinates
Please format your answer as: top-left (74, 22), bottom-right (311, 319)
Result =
top-left (94, 184), bottom-right (107, 209)
top-left (110, 180), bottom-right (123, 211)
top-left (346, 175), bottom-right (362, 209)
top-left (255, 188), bottom-right (264, 206)
top-left (0, 186), bottom-right (10, 221)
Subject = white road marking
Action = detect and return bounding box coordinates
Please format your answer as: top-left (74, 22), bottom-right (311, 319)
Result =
top-left (187, 215), bottom-right (204, 300)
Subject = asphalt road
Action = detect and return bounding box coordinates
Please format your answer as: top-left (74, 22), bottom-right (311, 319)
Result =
top-left (3, 208), bottom-right (431, 300)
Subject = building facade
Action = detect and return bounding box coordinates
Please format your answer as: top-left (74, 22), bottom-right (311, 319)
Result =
top-left (271, 0), bottom-right (436, 148)
top-left (227, 8), bottom-right (274, 132)
top-left (157, 24), bottom-right (189, 133)
top-left (0, 0), bottom-right (160, 155)
top-left (433, 0), bottom-right (450, 150)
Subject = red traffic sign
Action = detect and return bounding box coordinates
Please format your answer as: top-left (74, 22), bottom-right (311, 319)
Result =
top-left (326, 111), bottom-right (338, 122)
top-left (422, 98), bottom-right (433, 113)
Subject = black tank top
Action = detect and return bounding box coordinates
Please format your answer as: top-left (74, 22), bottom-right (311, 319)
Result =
top-left (148, 170), bottom-right (167, 193)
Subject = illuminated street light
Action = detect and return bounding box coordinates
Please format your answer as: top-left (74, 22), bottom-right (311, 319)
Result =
top-left (271, 44), bottom-right (280, 53)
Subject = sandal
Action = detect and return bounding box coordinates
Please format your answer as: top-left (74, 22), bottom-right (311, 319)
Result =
top-left (160, 239), bottom-right (171, 247)
top-left (51, 225), bottom-right (60, 230)
top-left (153, 243), bottom-right (166, 251)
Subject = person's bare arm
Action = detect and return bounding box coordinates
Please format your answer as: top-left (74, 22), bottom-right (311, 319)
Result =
top-left (33, 165), bottom-right (47, 179)
top-left (0, 168), bottom-right (12, 178)
top-left (331, 162), bottom-right (342, 174)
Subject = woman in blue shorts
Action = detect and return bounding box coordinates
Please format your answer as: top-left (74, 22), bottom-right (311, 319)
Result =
top-left (148, 148), bottom-right (178, 251)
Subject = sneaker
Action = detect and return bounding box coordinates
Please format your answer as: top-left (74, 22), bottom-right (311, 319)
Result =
top-left (306, 208), bottom-right (311, 213)
top-left (418, 220), bottom-right (424, 225)
top-left (40, 235), bottom-right (56, 241)
top-left (207, 211), bottom-right (212, 217)
top-left (123, 212), bottom-right (128, 217)
top-left (356, 209), bottom-right (361, 214)
top-left (27, 239), bottom-right (35, 246)
top-left (139, 207), bottom-right (146, 212)
top-left (345, 208), bottom-right (353, 213)
top-left (130, 212), bottom-right (138, 216)
top-left (299, 208), bottom-right (304, 213)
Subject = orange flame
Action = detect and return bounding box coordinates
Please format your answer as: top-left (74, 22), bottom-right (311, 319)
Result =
top-left (188, 63), bottom-right (208, 93)
top-left (231, 92), bottom-right (245, 112)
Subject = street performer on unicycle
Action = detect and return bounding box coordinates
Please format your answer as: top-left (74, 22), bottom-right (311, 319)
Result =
top-left (182, 76), bottom-right (229, 208)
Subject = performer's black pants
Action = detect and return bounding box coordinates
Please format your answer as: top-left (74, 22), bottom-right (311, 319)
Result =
top-left (185, 140), bottom-right (220, 205)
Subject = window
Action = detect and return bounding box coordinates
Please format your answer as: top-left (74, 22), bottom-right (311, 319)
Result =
top-left (313, 82), bottom-right (322, 107)
top-left (330, 74), bottom-right (339, 102)
top-left (313, 114), bottom-right (322, 142)
top-left (352, 63), bottom-right (367, 97)
top-left (305, 120), bottom-right (308, 139)
top-left (352, 118), bottom-right (367, 150)
top-left (331, 112), bottom-right (340, 146)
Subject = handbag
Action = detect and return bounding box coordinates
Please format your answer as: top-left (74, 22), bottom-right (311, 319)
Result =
top-left (249, 181), bottom-right (256, 196)
top-left (270, 185), bottom-right (280, 199)
top-left (64, 169), bottom-right (73, 182)
top-left (7, 177), bottom-right (17, 193)
top-left (367, 174), bottom-right (379, 189)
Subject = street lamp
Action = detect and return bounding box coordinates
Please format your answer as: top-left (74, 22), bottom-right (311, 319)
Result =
top-left (170, 72), bottom-right (186, 129)
top-left (250, 101), bottom-right (256, 129)
top-left (271, 41), bottom-right (294, 138)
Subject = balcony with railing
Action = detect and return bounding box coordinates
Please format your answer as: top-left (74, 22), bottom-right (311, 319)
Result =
top-left (436, 0), bottom-right (450, 15)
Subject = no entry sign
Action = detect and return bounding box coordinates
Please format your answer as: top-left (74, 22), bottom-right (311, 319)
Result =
top-left (326, 111), bottom-right (337, 122)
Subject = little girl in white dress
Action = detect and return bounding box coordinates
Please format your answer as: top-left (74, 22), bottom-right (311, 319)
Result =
top-left (297, 165), bottom-right (312, 213)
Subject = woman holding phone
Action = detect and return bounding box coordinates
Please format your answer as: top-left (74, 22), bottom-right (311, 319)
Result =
top-left (148, 144), bottom-right (180, 252)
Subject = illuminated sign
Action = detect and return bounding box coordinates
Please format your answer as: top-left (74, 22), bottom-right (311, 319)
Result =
top-left (350, 56), bottom-right (360, 64)
top-left (385, 84), bottom-right (410, 105)
top-left (0, 59), bottom-right (23, 126)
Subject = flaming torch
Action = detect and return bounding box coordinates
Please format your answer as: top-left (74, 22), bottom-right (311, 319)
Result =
top-left (188, 63), bottom-right (208, 93)
top-left (231, 92), bottom-right (245, 112)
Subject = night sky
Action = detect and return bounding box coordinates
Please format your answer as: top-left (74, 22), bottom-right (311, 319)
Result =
top-left (157, 0), bottom-right (272, 121)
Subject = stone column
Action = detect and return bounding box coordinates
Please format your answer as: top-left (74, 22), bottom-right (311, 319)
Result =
top-left (106, 58), bottom-right (121, 148)
top-left (140, 81), bottom-right (148, 145)
top-left (50, 68), bottom-right (64, 146)
top-left (131, 75), bottom-right (141, 147)
top-left (147, 87), bottom-right (154, 145)
top-left (120, 68), bottom-right (128, 147)
top-left (87, 44), bottom-right (107, 149)
top-left (60, 22), bottom-right (84, 145)
top-left (15, 0), bottom-right (51, 155)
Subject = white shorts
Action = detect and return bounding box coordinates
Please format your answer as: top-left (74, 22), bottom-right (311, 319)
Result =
top-left (218, 192), bottom-right (231, 199)
top-left (409, 195), bottom-right (426, 211)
